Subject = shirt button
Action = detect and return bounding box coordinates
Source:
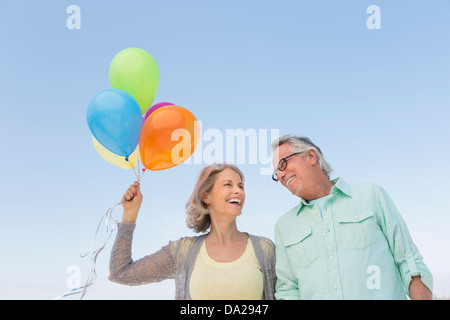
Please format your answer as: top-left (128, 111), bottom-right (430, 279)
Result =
top-left (333, 284), bottom-right (338, 289)
top-left (329, 256), bottom-right (334, 260)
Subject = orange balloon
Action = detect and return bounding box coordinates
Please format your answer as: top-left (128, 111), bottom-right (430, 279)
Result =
top-left (139, 105), bottom-right (200, 171)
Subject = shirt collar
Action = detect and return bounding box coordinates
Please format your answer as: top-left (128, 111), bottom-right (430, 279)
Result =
top-left (331, 177), bottom-right (352, 198)
top-left (296, 177), bottom-right (352, 215)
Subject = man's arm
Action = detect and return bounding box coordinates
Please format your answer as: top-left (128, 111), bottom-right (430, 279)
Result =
top-left (375, 186), bottom-right (433, 298)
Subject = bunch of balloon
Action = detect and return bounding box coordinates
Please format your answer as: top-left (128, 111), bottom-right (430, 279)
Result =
top-left (87, 47), bottom-right (200, 179)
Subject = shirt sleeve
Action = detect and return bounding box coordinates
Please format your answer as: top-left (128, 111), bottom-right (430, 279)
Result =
top-left (375, 186), bottom-right (433, 297)
top-left (108, 223), bottom-right (176, 285)
top-left (274, 223), bottom-right (301, 300)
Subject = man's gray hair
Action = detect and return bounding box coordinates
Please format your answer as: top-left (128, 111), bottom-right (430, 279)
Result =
top-left (271, 135), bottom-right (333, 178)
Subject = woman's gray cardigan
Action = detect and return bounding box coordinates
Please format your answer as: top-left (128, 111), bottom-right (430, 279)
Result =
top-left (109, 223), bottom-right (276, 300)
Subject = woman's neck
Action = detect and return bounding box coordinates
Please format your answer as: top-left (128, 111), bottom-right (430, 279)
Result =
top-left (207, 216), bottom-right (244, 246)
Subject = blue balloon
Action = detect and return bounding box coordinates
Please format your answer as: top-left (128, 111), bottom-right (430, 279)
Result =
top-left (87, 89), bottom-right (143, 157)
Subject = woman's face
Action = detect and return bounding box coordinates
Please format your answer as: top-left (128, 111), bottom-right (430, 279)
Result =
top-left (202, 168), bottom-right (245, 218)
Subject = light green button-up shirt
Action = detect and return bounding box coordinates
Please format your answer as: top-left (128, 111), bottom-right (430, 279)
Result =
top-left (274, 178), bottom-right (433, 300)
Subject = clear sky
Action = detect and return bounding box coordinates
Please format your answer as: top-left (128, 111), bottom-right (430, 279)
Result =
top-left (0, 0), bottom-right (449, 299)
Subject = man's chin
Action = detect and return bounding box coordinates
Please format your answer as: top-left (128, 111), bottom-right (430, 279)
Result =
top-left (288, 183), bottom-right (302, 198)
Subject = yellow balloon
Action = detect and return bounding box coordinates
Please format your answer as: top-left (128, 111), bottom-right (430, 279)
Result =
top-left (92, 136), bottom-right (139, 169)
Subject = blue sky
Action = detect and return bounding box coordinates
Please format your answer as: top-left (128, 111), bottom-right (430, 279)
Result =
top-left (1, 1), bottom-right (449, 299)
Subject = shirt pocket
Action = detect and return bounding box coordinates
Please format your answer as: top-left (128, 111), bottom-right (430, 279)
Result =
top-left (337, 211), bottom-right (376, 250)
top-left (283, 227), bottom-right (319, 269)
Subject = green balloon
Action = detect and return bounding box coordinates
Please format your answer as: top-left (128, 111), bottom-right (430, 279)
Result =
top-left (109, 48), bottom-right (160, 114)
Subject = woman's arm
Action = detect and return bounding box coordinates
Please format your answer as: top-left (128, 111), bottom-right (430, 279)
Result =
top-left (108, 181), bottom-right (176, 285)
top-left (108, 223), bottom-right (175, 285)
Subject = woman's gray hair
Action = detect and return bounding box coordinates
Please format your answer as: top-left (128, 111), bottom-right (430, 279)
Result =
top-left (185, 163), bottom-right (245, 233)
top-left (271, 135), bottom-right (333, 178)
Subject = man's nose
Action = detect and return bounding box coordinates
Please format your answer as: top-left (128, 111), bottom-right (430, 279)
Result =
top-left (277, 170), bottom-right (286, 182)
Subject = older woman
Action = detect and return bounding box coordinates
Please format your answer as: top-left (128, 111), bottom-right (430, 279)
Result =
top-left (109, 163), bottom-right (276, 300)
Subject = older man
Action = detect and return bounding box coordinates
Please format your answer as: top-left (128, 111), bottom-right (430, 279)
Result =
top-left (272, 135), bottom-right (433, 300)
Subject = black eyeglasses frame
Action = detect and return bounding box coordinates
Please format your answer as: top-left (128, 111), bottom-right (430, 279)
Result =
top-left (272, 152), bottom-right (301, 182)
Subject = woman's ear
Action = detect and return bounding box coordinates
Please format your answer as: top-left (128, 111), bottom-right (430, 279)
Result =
top-left (202, 192), bottom-right (209, 205)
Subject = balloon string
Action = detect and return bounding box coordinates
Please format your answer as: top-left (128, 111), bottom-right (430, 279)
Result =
top-left (53, 202), bottom-right (122, 300)
top-left (126, 157), bottom-right (146, 181)
top-left (125, 158), bottom-right (139, 181)
top-left (126, 158), bottom-right (146, 181)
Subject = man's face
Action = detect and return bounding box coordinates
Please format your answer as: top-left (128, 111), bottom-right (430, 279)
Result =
top-left (272, 143), bottom-right (317, 199)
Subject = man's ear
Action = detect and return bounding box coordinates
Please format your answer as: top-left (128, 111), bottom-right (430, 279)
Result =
top-left (307, 149), bottom-right (318, 165)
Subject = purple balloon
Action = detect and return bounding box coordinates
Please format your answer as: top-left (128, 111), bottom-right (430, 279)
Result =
top-left (143, 102), bottom-right (174, 121)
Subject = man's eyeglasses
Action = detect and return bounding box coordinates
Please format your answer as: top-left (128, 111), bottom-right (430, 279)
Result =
top-left (272, 152), bottom-right (300, 182)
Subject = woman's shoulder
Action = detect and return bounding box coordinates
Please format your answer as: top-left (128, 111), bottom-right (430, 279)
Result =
top-left (249, 234), bottom-right (274, 244)
top-left (248, 234), bottom-right (275, 253)
top-left (167, 234), bottom-right (207, 257)
top-left (174, 234), bottom-right (206, 245)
